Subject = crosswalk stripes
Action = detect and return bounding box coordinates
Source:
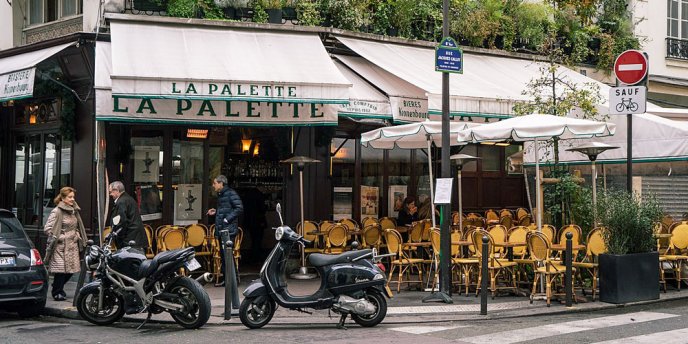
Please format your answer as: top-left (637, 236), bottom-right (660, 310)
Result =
top-left (591, 328), bottom-right (688, 344)
top-left (389, 325), bottom-right (468, 335)
top-left (458, 312), bottom-right (679, 344)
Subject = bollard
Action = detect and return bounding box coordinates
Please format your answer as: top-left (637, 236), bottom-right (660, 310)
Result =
top-left (565, 232), bottom-right (573, 307)
top-left (480, 235), bottom-right (489, 315)
top-left (223, 238), bottom-right (233, 320)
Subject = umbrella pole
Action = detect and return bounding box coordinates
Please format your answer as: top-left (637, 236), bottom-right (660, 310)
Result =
top-left (427, 136), bottom-right (436, 228)
top-left (534, 138), bottom-right (542, 232)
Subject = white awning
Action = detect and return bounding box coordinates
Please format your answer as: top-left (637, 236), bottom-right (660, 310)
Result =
top-left (335, 36), bottom-right (613, 120)
top-left (97, 19), bottom-right (352, 125)
top-left (0, 42), bottom-right (74, 101)
top-left (333, 59), bottom-right (392, 120)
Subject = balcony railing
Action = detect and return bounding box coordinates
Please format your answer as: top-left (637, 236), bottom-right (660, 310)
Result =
top-left (666, 37), bottom-right (688, 60)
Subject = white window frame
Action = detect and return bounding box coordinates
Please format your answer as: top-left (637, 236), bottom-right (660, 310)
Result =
top-left (28, 0), bottom-right (83, 26)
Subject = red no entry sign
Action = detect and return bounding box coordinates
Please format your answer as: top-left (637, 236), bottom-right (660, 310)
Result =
top-left (614, 50), bottom-right (648, 85)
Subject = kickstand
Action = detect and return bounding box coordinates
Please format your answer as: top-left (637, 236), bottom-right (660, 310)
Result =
top-left (136, 311), bottom-right (153, 330)
top-left (336, 313), bottom-right (348, 330)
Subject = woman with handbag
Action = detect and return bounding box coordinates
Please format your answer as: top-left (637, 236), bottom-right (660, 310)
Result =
top-left (43, 186), bottom-right (88, 301)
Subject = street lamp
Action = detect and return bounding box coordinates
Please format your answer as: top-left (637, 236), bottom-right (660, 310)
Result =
top-left (566, 142), bottom-right (618, 224)
top-left (280, 155), bottom-right (321, 279)
top-left (450, 154), bottom-right (479, 233)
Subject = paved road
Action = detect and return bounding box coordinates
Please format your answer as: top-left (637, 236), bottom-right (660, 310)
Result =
top-left (3, 298), bottom-right (688, 343)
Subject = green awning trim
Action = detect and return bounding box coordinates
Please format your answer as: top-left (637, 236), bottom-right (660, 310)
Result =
top-left (111, 94), bottom-right (350, 105)
top-left (339, 112), bottom-right (392, 119)
top-left (524, 156), bottom-right (688, 167)
top-left (428, 110), bottom-right (513, 119)
top-left (95, 116), bottom-right (338, 127)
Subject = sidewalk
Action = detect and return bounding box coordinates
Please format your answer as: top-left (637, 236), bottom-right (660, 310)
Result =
top-left (44, 273), bottom-right (688, 326)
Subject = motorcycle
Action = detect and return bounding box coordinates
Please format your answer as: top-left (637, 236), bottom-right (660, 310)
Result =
top-left (76, 215), bottom-right (211, 329)
top-left (239, 203), bottom-right (393, 329)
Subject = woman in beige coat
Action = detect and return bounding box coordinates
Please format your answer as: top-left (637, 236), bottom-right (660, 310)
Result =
top-left (43, 187), bottom-right (87, 301)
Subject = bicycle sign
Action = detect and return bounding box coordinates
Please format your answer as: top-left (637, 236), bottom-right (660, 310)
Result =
top-left (609, 86), bottom-right (646, 115)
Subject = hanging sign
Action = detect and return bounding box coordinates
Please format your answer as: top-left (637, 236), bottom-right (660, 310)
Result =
top-left (0, 67), bottom-right (35, 101)
top-left (435, 37), bottom-right (463, 74)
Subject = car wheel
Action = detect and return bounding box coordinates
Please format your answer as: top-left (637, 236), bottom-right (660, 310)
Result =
top-left (17, 299), bottom-right (46, 317)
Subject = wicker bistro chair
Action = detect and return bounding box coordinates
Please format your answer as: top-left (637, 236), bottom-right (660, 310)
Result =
top-left (428, 228), bottom-right (471, 292)
top-left (555, 224), bottom-right (583, 260)
top-left (143, 224), bottom-right (155, 259)
top-left (403, 221), bottom-right (425, 257)
top-left (573, 227), bottom-right (607, 301)
top-left (233, 227), bottom-right (244, 278)
top-left (472, 229), bottom-right (518, 299)
top-left (362, 224), bottom-right (383, 250)
top-left (662, 222), bottom-right (688, 290)
top-left (385, 229), bottom-right (424, 293)
top-left (361, 217), bottom-right (379, 229)
top-left (379, 217), bottom-right (397, 231)
top-left (298, 221), bottom-right (323, 254)
top-left (507, 226), bottom-right (533, 285)
top-left (487, 225), bottom-right (508, 257)
top-left (499, 215), bottom-right (513, 230)
top-left (527, 231), bottom-right (577, 307)
top-left (529, 224), bottom-right (556, 244)
top-left (339, 218), bottom-right (359, 232)
top-left (499, 209), bottom-right (513, 218)
top-left (185, 223), bottom-right (212, 270)
top-left (517, 214), bottom-right (532, 226)
top-left (516, 208), bottom-right (529, 221)
top-left (160, 226), bottom-right (186, 251)
top-left (325, 224), bottom-right (348, 254)
top-left (485, 209), bottom-right (499, 224)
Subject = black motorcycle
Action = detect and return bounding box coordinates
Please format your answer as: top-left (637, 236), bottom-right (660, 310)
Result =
top-left (76, 216), bottom-right (211, 329)
top-left (239, 204), bottom-right (393, 329)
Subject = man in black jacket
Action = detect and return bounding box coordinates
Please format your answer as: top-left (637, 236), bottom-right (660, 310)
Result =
top-left (108, 181), bottom-right (148, 250)
top-left (207, 175), bottom-right (243, 287)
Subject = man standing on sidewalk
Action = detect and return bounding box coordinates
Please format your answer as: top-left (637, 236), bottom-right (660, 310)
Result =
top-left (108, 181), bottom-right (148, 250)
top-left (207, 175), bottom-right (243, 287)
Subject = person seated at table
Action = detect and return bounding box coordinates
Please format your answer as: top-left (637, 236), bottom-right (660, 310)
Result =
top-left (417, 197), bottom-right (439, 224)
top-left (397, 196), bottom-right (418, 227)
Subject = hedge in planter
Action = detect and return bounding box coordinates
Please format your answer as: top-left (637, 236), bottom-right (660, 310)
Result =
top-left (596, 191), bottom-right (663, 304)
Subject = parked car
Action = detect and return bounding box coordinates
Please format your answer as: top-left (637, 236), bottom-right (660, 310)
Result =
top-left (0, 209), bottom-right (48, 317)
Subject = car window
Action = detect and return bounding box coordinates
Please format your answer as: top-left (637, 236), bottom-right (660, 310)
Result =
top-left (0, 214), bottom-right (24, 239)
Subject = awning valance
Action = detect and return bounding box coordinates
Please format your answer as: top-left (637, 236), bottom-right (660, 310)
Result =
top-left (97, 19), bottom-right (352, 125)
top-left (0, 42), bottom-right (74, 102)
top-left (333, 59), bottom-right (392, 120)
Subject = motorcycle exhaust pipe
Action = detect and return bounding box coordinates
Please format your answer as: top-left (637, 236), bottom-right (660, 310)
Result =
top-left (195, 272), bottom-right (213, 286)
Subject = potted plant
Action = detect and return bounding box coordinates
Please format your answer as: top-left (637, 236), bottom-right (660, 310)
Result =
top-left (596, 190), bottom-right (663, 304)
top-left (263, 0), bottom-right (283, 24)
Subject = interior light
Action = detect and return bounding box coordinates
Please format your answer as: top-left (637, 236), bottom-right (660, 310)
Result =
top-left (242, 139), bottom-right (252, 153)
top-left (186, 129), bottom-right (208, 139)
top-left (253, 143), bottom-right (260, 156)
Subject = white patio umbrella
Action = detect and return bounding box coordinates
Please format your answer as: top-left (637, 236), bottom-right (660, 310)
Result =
top-left (361, 120), bottom-right (481, 227)
top-left (456, 114), bottom-right (616, 231)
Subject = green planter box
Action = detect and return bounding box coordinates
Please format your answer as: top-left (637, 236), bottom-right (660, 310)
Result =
top-left (599, 252), bottom-right (659, 304)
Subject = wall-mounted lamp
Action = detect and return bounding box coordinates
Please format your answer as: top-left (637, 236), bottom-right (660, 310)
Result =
top-left (253, 143), bottom-right (260, 156)
top-left (241, 139), bottom-right (252, 153)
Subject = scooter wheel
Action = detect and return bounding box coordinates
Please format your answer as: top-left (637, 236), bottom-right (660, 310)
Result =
top-left (351, 290), bottom-right (387, 327)
top-left (239, 296), bottom-right (276, 329)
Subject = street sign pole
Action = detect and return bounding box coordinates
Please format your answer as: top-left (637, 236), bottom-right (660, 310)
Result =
top-left (613, 50), bottom-right (649, 194)
top-left (439, 0), bottom-right (452, 302)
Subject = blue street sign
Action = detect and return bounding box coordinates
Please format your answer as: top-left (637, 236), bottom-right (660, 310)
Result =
top-left (435, 37), bottom-right (463, 74)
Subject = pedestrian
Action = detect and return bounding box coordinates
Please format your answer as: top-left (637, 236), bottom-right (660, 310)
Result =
top-left (207, 175), bottom-right (243, 287)
top-left (108, 181), bottom-right (148, 250)
top-left (396, 196), bottom-right (418, 227)
top-left (43, 186), bottom-right (88, 301)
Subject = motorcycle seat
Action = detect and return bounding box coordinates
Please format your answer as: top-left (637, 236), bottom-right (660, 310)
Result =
top-left (138, 247), bottom-right (196, 278)
top-left (308, 249), bottom-right (373, 267)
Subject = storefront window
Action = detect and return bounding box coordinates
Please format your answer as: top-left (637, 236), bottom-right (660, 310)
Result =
top-left (331, 138), bottom-right (354, 220)
top-left (414, 148), bottom-right (432, 206)
top-left (130, 133), bottom-right (163, 223)
top-left (361, 144), bottom-right (383, 218)
top-left (481, 145), bottom-right (501, 171)
top-left (172, 133), bottom-right (204, 225)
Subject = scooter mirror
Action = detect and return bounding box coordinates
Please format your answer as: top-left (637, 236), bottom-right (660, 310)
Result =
top-left (276, 203), bottom-right (284, 225)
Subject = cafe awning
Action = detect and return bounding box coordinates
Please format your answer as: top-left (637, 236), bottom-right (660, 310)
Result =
top-left (97, 17), bottom-right (351, 125)
top-left (333, 59), bottom-right (392, 120)
top-left (0, 42), bottom-right (75, 102)
top-left (335, 36), bottom-right (568, 120)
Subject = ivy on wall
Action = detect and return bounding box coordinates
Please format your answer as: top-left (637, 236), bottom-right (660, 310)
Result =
top-left (32, 71), bottom-right (77, 141)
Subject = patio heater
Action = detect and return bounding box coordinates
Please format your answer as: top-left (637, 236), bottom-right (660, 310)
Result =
top-left (566, 142), bottom-right (618, 224)
top-left (281, 155), bottom-right (321, 280)
top-left (450, 154), bottom-right (479, 232)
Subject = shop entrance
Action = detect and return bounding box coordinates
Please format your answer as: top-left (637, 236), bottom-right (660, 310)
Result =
top-left (207, 127), bottom-right (288, 270)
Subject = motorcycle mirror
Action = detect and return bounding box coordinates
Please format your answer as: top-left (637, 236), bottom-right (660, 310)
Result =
top-left (87, 239), bottom-right (94, 246)
top-left (276, 203), bottom-right (284, 225)
top-left (112, 215), bottom-right (121, 226)
top-left (128, 240), bottom-right (136, 247)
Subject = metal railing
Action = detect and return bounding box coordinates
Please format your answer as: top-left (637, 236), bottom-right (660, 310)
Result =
top-left (666, 37), bottom-right (688, 60)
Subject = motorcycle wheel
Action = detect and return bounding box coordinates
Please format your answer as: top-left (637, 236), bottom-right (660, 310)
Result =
top-left (239, 296), bottom-right (276, 329)
top-left (76, 286), bottom-right (125, 325)
top-left (168, 277), bottom-right (211, 329)
top-left (351, 290), bottom-right (387, 327)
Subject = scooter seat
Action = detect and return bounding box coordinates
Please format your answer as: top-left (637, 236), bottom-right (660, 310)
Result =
top-left (308, 249), bottom-right (373, 267)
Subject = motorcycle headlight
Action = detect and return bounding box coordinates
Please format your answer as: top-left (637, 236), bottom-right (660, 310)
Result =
top-left (275, 226), bottom-right (284, 241)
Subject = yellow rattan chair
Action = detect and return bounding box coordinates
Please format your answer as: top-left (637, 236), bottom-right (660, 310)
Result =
top-left (233, 227), bottom-right (244, 278)
top-left (339, 218), bottom-right (359, 232)
top-left (385, 229), bottom-right (424, 293)
top-left (379, 217), bottom-right (397, 231)
top-left (663, 222), bottom-right (688, 290)
top-left (161, 226), bottom-right (186, 251)
top-left (472, 229), bottom-right (518, 299)
top-left (325, 224), bottom-right (348, 254)
top-left (143, 224), bottom-right (155, 259)
top-left (516, 208), bottom-right (529, 221)
top-left (186, 223), bottom-right (211, 270)
top-left (508, 225), bottom-right (533, 285)
top-left (361, 217), bottom-right (379, 229)
top-left (485, 209), bottom-right (499, 223)
top-left (499, 209), bottom-right (513, 218)
top-left (487, 225), bottom-right (508, 257)
top-left (499, 215), bottom-right (513, 230)
top-left (529, 224), bottom-right (555, 244)
top-left (573, 227), bottom-right (607, 301)
top-left (556, 224), bottom-right (583, 259)
top-left (362, 224), bottom-right (383, 250)
top-left (527, 231), bottom-right (576, 307)
top-left (298, 221), bottom-right (323, 254)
